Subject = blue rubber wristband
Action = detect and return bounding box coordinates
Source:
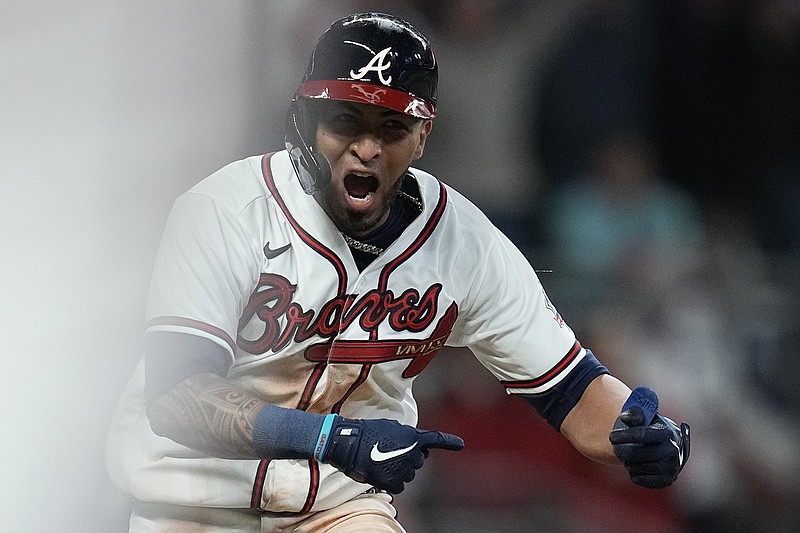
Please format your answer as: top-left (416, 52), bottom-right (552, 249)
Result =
top-left (313, 414), bottom-right (337, 461)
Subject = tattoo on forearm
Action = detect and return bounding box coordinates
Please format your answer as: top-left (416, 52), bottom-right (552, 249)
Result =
top-left (149, 373), bottom-right (264, 459)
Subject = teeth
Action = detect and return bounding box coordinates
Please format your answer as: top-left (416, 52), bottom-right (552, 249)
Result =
top-left (352, 172), bottom-right (373, 177)
top-left (349, 192), bottom-right (373, 200)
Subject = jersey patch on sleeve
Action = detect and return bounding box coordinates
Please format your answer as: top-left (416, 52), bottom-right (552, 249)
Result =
top-left (541, 287), bottom-right (565, 327)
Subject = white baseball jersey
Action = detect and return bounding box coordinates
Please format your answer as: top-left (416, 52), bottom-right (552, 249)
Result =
top-left (106, 150), bottom-right (585, 513)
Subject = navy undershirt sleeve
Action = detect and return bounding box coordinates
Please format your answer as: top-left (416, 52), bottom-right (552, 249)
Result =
top-left (521, 349), bottom-right (609, 431)
top-left (144, 331), bottom-right (232, 402)
top-left (144, 331), bottom-right (328, 460)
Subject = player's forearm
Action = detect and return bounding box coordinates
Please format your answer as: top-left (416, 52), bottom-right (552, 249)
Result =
top-left (147, 372), bottom-right (331, 461)
top-left (147, 372), bottom-right (266, 459)
top-left (560, 374), bottom-right (631, 465)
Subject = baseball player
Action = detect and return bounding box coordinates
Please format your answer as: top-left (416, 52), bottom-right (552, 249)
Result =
top-left (106, 12), bottom-right (690, 532)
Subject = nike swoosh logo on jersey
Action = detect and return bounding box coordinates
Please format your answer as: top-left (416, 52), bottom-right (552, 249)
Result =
top-left (264, 241), bottom-right (291, 259)
top-left (370, 441), bottom-right (417, 463)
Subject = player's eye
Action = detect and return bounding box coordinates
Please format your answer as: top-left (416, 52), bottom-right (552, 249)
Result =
top-left (334, 113), bottom-right (359, 123)
top-left (322, 113), bottom-right (362, 135)
top-left (384, 119), bottom-right (410, 131)
top-left (380, 119), bottom-right (414, 142)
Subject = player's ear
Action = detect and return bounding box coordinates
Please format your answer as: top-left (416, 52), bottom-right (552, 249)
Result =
top-left (413, 120), bottom-right (433, 160)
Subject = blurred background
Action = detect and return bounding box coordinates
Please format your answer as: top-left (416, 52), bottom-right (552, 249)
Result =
top-left (3, 0), bottom-right (799, 531)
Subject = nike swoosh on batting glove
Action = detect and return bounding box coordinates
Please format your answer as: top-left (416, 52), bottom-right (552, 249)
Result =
top-left (315, 415), bottom-right (464, 494)
top-left (609, 387), bottom-right (691, 489)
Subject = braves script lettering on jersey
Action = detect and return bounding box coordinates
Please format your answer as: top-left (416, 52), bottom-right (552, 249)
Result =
top-left (106, 150), bottom-right (584, 513)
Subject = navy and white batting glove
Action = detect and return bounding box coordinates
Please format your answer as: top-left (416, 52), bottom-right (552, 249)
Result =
top-left (609, 387), bottom-right (690, 489)
top-left (315, 415), bottom-right (464, 494)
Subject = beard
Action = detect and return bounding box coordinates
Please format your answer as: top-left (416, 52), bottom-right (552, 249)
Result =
top-left (315, 174), bottom-right (404, 237)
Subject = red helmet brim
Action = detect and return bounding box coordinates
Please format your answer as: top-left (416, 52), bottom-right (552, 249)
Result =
top-left (297, 79), bottom-right (436, 120)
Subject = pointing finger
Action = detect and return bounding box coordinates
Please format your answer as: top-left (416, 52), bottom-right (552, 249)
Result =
top-left (416, 430), bottom-right (465, 452)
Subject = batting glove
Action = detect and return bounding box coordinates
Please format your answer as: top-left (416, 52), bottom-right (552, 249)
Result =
top-left (314, 415), bottom-right (464, 494)
top-left (609, 387), bottom-right (690, 489)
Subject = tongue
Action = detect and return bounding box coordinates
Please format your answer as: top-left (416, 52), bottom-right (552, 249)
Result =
top-left (345, 174), bottom-right (376, 199)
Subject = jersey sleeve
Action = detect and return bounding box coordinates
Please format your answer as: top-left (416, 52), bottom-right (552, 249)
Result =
top-left (449, 226), bottom-right (586, 396)
top-left (145, 191), bottom-right (262, 368)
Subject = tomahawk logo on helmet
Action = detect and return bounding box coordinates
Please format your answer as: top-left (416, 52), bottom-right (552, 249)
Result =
top-left (285, 12), bottom-right (438, 194)
top-left (350, 46), bottom-right (394, 84)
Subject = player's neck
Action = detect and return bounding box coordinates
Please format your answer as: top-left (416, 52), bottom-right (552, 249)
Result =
top-left (343, 178), bottom-right (422, 270)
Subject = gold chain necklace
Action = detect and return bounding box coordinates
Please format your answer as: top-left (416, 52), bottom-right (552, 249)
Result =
top-left (341, 191), bottom-right (423, 256)
top-left (341, 233), bottom-right (385, 255)
top-left (397, 190), bottom-right (423, 211)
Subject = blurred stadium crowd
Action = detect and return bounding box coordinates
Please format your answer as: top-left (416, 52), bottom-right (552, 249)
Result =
top-left (4, 1), bottom-right (799, 532)
top-left (309, 1), bottom-right (800, 532)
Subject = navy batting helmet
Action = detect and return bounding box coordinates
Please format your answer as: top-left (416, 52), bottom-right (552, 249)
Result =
top-left (286, 12), bottom-right (438, 194)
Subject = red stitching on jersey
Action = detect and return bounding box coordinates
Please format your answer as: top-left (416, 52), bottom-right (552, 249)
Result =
top-left (297, 362), bottom-right (327, 412)
top-left (322, 179), bottom-right (449, 411)
top-left (262, 159), bottom-right (452, 415)
top-left (374, 179), bottom-right (447, 346)
top-left (146, 316), bottom-right (236, 354)
top-left (303, 302), bottom-right (458, 379)
top-left (250, 459), bottom-right (270, 511)
top-left (238, 274), bottom-right (442, 355)
top-left (378, 180), bottom-right (448, 295)
top-left (501, 341), bottom-right (582, 390)
top-left (262, 152), bottom-right (352, 417)
top-left (261, 153), bottom-right (348, 294)
top-left (331, 364), bottom-right (373, 414)
top-left (300, 460), bottom-right (321, 513)
top-left (250, 458), bottom-right (320, 514)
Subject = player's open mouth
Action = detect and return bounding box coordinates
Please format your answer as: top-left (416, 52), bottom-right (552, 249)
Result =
top-left (344, 172), bottom-right (379, 209)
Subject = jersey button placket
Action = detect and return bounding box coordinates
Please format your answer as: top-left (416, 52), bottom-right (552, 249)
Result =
top-left (327, 278), bottom-right (367, 403)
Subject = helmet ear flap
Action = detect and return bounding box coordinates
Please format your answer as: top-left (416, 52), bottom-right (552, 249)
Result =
top-left (285, 97), bottom-right (331, 194)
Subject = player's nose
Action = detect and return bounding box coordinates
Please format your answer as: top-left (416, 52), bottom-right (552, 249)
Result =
top-left (350, 133), bottom-right (382, 162)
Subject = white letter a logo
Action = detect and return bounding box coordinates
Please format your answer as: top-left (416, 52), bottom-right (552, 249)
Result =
top-left (350, 47), bottom-right (393, 85)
